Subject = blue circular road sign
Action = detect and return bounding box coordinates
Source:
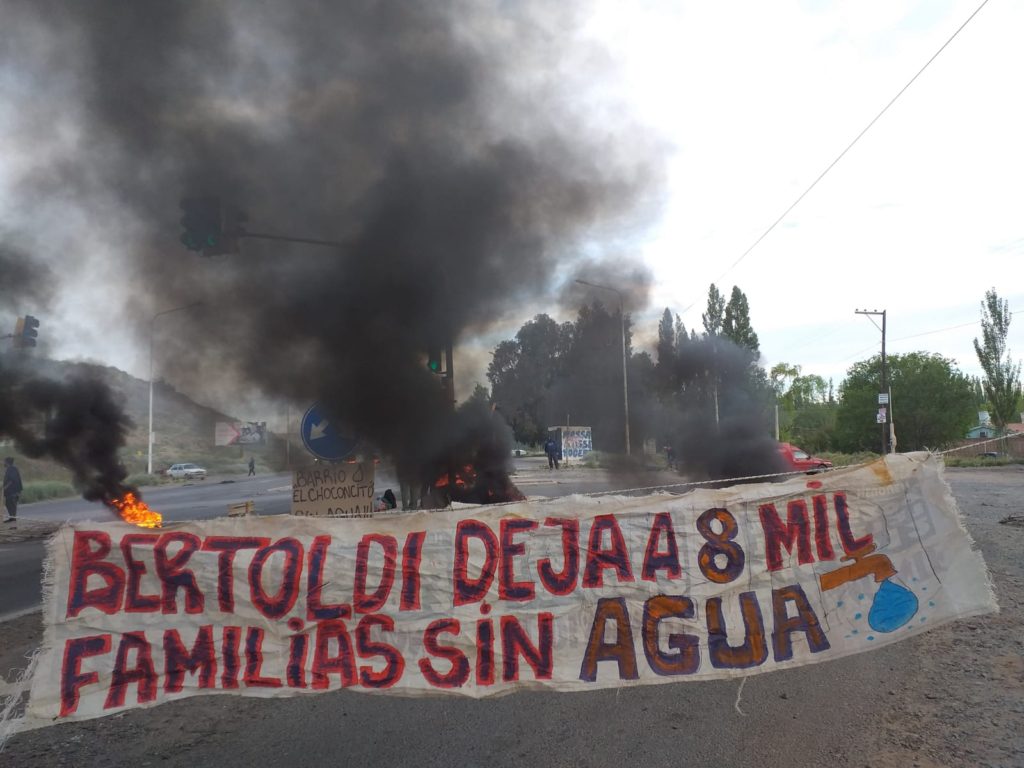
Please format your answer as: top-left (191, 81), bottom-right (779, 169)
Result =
top-left (300, 403), bottom-right (358, 462)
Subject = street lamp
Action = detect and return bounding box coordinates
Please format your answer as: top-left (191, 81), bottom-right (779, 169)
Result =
top-left (575, 279), bottom-right (631, 455)
top-left (148, 302), bottom-right (202, 474)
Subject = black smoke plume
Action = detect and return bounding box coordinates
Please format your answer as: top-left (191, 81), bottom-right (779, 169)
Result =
top-left (1, 1), bottom-right (662, 486)
top-left (0, 356), bottom-right (136, 505)
top-left (658, 336), bottom-right (783, 483)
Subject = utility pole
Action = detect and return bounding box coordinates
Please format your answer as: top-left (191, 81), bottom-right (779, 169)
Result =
top-left (855, 309), bottom-right (889, 454)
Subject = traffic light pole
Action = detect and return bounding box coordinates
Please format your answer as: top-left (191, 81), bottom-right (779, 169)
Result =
top-left (239, 232), bottom-right (346, 249)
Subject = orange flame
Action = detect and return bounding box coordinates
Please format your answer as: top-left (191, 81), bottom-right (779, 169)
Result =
top-left (109, 491), bottom-right (162, 529)
top-left (435, 464), bottom-right (476, 489)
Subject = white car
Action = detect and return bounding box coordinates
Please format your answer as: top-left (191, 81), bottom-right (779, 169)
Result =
top-left (166, 463), bottom-right (207, 480)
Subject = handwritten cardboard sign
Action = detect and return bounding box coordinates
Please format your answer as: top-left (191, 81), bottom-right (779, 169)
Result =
top-left (9, 453), bottom-right (996, 735)
top-left (291, 461), bottom-right (375, 518)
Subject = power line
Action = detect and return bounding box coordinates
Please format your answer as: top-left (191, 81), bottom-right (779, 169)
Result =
top-left (682, 0), bottom-right (992, 314)
top-left (839, 308), bottom-right (1019, 363)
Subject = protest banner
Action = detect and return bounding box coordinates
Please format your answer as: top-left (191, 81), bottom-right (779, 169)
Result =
top-left (7, 452), bottom-right (996, 736)
top-left (291, 461), bottom-right (375, 518)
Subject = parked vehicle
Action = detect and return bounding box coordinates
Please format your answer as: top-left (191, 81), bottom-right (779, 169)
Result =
top-left (778, 442), bottom-right (832, 473)
top-left (166, 463), bottom-right (208, 480)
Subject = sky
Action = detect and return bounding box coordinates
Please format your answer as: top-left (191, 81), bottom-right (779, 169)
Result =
top-left (1, 0), bottom-right (1021, 421)
top-left (580, 0), bottom-right (1023, 386)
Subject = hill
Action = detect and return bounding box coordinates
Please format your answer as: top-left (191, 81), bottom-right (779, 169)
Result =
top-left (2, 357), bottom-right (286, 489)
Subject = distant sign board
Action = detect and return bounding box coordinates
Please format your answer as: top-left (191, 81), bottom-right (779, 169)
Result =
top-left (300, 403), bottom-right (357, 461)
top-left (561, 426), bottom-right (593, 460)
top-left (215, 421), bottom-right (267, 446)
top-left (291, 461), bottom-right (375, 518)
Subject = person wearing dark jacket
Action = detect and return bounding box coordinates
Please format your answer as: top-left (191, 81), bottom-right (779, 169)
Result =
top-left (3, 457), bottom-right (23, 523)
top-left (544, 437), bottom-right (560, 469)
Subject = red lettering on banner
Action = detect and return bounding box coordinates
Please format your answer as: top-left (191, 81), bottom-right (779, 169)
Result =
top-left (537, 518), bottom-right (579, 596)
top-left (579, 597), bottom-right (638, 682)
top-left (121, 533), bottom-right (160, 612)
top-left (453, 520), bottom-right (498, 606)
top-left (202, 537), bottom-right (268, 613)
top-left (249, 538), bottom-right (303, 619)
top-left (356, 614), bottom-right (405, 689)
top-left (641, 513), bottom-right (682, 581)
top-left (311, 620), bottom-right (357, 689)
top-left (419, 618), bottom-right (470, 688)
top-left (500, 613), bottom-right (553, 681)
top-left (400, 531), bottom-right (426, 611)
top-left (811, 495), bottom-right (836, 561)
top-left (105, 632), bottom-right (157, 709)
top-left (155, 533), bottom-right (204, 614)
top-left (306, 536), bottom-right (351, 621)
top-left (67, 531), bottom-right (124, 617)
top-left (60, 634), bottom-right (111, 717)
top-left (499, 518), bottom-right (537, 601)
top-left (583, 515), bottom-right (634, 587)
top-left (164, 626), bottom-right (217, 693)
top-left (354, 534), bottom-right (398, 613)
top-left (476, 617), bottom-right (495, 686)
top-left (834, 492), bottom-right (873, 555)
top-left (221, 626), bottom-right (241, 689)
top-left (244, 627), bottom-right (282, 687)
top-left (286, 618), bottom-right (309, 688)
top-left (759, 501), bottom-right (812, 572)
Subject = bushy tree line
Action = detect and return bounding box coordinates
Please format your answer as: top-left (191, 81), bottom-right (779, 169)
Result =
top-left (485, 286), bottom-right (1021, 461)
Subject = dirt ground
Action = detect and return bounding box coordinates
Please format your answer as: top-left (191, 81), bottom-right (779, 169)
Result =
top-left (1, 465), bottom-right (1021, 767)
top-left (859, 466), bottom-right (1024, 768)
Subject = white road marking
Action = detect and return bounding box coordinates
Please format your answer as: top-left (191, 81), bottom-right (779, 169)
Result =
top-left (0, 604), bottom-right (42, 624)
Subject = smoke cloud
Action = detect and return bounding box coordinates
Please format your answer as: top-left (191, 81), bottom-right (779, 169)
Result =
top-left (0, 0), bottom-right (663, 478)
top-left (0, 356), bottom-right (135, 504)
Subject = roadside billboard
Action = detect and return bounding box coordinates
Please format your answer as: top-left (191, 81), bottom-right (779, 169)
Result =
top-left (215, 421), bottom-right (267, 446)
top-left (560, 426), bottom-right (592, 460)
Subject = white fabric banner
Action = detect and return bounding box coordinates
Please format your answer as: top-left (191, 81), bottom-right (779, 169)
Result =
top-left (13, 452), bottom-right (996, 732)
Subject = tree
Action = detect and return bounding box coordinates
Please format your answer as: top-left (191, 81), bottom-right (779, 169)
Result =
top-left (723, 286), bottom-right (759, 357)
top-left (486, 314), bottom-right (571, 444)
top-left (973, 289), bottom-right (1022, 429)
top-left (655, 308), bottom-right (676, 396)
top-left (834, 353), bottom-right (975, 452)
top-left (701, 284), bottom-right (725, 337)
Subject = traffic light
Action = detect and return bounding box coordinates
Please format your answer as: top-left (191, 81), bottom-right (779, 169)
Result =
top-left (22, 315), bottom-right (38, 347)
top-left (12, 315), bottom-right (39, 348)
top-left (179, 197), bottom-right (244, 256)
top-left (426, 346), bottom-right (443, 374)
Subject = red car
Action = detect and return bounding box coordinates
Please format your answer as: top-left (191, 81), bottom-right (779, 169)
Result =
top-left (778, 442), bottom-right (832, 473)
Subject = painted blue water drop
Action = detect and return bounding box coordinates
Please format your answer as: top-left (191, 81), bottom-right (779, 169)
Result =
top-left (868, 579), bottom-right (919, 632)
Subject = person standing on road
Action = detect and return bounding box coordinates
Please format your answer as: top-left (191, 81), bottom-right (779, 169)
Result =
top-left (247, 457), bottom-right (256, 476)
top-left (544, 436), bottom-right (560, 470)
top-left (3, 457), bottom-right (23, 523)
